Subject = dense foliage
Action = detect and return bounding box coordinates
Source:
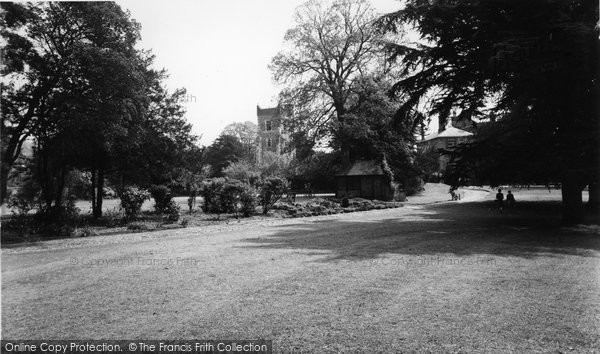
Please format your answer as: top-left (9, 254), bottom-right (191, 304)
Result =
top-left (379, 0), bottom-right (599, 223)
top-left (119, 186), bottom-right (150, 221)
top-left (271, 0), bottom-right (389, 156)
top-left (1, 2), bottom-right (197, 220)
top-left (150, 185), bottom-right (174, 214)
top-left (200, 178), bottom-right (256, 217)
top-left (259, 177), bottom-right (289, 215)
top-left (204, 134), bottom-right (245, 177)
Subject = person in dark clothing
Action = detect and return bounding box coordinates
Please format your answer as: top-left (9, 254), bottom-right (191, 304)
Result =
top-left (495, 188), bottom-right (504, 213)
top-left (506, 190), bottom-right (515, 208)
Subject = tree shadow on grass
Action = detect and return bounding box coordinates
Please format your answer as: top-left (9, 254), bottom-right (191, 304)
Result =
top-left (240, 201), bottom-right (600, 262)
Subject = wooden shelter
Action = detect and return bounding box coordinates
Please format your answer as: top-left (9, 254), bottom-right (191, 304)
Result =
top-left (335, 160), bottom-right (394, 201)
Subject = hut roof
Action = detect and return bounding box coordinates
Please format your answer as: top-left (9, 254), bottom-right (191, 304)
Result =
top-left (336, 160), bottom-right (385, 176)
top-left (420, 126), bottom-right (473, 142)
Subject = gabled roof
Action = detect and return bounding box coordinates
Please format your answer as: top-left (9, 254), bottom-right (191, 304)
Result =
top-left (336, 160), bottom-right (385, 176)
top-left (421, 126), bottom-right (473, 142)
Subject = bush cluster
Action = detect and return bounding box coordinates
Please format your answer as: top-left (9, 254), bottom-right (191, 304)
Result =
top-left (150, 185), bottom-right (173, 213)
top-left (271, 197), bottom-right (403, 218)
top-left (258, 176), bottom-right (289, 214)
top-left (150, 185), bottom-right (180, 221)
top-left (164, 200), bottom-right (181, 222)
top-left (200, 178), bottom-right (257, 217)
top-left (120, 186), bottom-right (150, 220)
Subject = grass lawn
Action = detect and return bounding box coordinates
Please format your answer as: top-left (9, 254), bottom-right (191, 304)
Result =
top-left (2, 186), bottom-right (599, 352)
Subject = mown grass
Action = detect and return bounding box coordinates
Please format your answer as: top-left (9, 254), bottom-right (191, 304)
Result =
top-left (2, 188), bottom-right (598, 352)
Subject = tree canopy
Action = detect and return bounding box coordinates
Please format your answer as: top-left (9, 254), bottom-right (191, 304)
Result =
top-left (379, 0), bottom-right (599, 223)
top-left (1, 2), bottom-right (197, 217)
top-left (205, 134), bottom-right (245, 177)
top-left (271, 0), bottom-right (387, 153)
top-left (221, 121), bottom-right (257, 161)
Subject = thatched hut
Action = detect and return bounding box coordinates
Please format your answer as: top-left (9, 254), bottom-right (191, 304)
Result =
top-left (335, 160), bottom-right (394, 201)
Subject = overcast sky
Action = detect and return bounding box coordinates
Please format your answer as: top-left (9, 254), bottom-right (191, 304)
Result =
top-left (117, 0), bottom-right (402, 145)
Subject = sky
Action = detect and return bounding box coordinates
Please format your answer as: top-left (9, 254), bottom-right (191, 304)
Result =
top-left (117, 0), bottom-right (402, 145)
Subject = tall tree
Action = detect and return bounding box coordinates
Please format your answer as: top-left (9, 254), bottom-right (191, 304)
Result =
top-left (205, 134), bottom-right (245, 177)
top-left (379, 0), bottom-right (599, 224)
top-left (0, 2), bottom-right (141, 204)
top-left (1, 2), bottom-right (197, 218)
top-left (337, 76), bottom-right (419, 191)
top-left (270, 0), bottom-right (387, 160)
top-left (221, 121), bottom-right (257, 161)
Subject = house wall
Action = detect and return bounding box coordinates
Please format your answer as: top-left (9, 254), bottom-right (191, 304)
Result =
top-left (417, 136), bottom-right (473, 171)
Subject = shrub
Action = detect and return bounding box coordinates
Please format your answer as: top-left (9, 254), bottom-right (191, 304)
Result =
top-left (180, 218), bottom-right (190, 227)
top-left (164, 200), bottom-right (181, 222)
top-left (127, 222), bottom-right (150, 231)
top-left (200, 178), bottom-right (227, 213)
top-left (238, 185), bottom-right (257, 217)
top-left (34, 196), bottom-right (80, 238)
top-left (220, 180), bottom-right (246, 213)
top-left (102, 207), bottom-right (125, 227)
top-left (150, 185), bottom-right (173, 213)
top-left (259, 176), bottom-right (289, 214)
top-left (73, 226), bottom-right (96, 238)
top-left (6, 194), bottom-right (36, 238)
top-left (402, 176), bottom-right (425, 196)
top-left (341, 197), bottom-right (350, 208)
top-left (7, 193), bottom-right (36, 216)
top-left (223, 160), bottom-right (261, 185)
top-left (200, 178), bottom-right (257, 217)
top-left (120, 186), bottom-right (150, 220)
top-left (221, 179), bottom-right (257, 217)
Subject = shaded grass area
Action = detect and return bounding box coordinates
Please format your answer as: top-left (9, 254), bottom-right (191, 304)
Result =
top-left (234, 201), bottom-right (600, 351)
top-left (1, 197), bottom-right (599, 352)
top-left (243, 200), bottom-right (600, 260)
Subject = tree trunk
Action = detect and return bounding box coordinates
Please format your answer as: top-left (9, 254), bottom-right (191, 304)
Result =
top-left (587, 175), bottom-right (600, 210)
top-left (93, 167), bottom-right (104, 218)
top-left (38, 147), bottom-right (53, 210)
top-left (1, 77), bottom-right (59, 204)
top-left (561, 170), bottom-right (584, 225)
top-left (90, 169), bottom-right (97, 213)
top-left (0, 162), bottom-right (11, 203)
top-left (55, 164), bottom-right (67, 209)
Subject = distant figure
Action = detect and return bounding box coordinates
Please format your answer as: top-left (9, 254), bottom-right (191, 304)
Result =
top-left (304, 182), bottom-right (313, 197)
top-left (449, 186), bottom-right (460, 201)
top-left (495, 188), bottom-right (504, 213)
top-left (506, 190), bottom-right (515, 208)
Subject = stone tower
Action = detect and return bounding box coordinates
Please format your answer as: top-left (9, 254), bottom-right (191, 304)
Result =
top-left (256, 105), bottom-right (287, 163)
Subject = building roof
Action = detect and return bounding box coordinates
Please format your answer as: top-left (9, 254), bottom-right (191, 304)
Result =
top-left (257, 105), bottom-right (279, 117)
top-left (420, 126), bottom-right (473, 142)
top-left (336, 160), bottom-right (385, 176)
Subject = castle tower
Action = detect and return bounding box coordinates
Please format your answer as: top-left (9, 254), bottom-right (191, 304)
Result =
top-left (256, 105), bottom-right (285, 163)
